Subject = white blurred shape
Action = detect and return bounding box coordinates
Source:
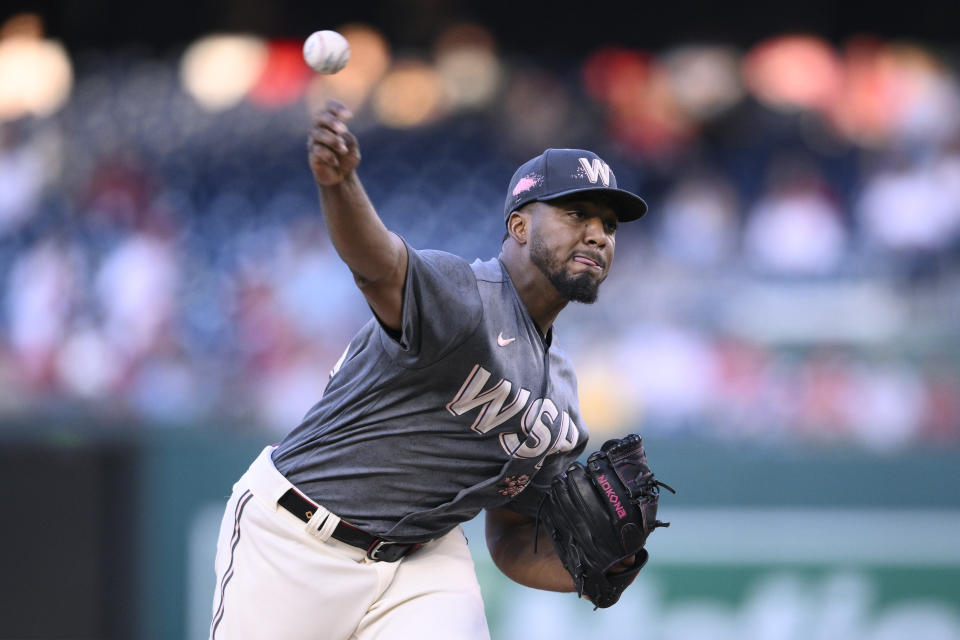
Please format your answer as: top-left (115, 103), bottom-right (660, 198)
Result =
top-left (55, 326), bottom-right (121, 398)
top-left (856, 163), bottom-right (960, 252)
top-left (896, 61), bottom-right (960, 144)
top-left (95, 233), bottom-right (180, 356)
top-left (656, 176), bottom-right (739, 267)
top-left (662, 44), bottom-right (744, 119)
top-left (435, 24), bottom-right (501, 110)
top-left (6, 239), bottom-right (80, 353)
top-left (0, 36), bottom-right (73, 120)
top-left (743, 191), bottom-right (847, 275)
top-left (256, 352), bottom-right (335, 433)
top-left (0, 128), bottom-right (60, 234)
top-left (844, 363), bottom-right (925, 451)
top-left (617, 325), bottom-right (716, 427)
top-left (180, 34), bottom-right (268, 111)
top-left (372, 60), bottom-right (445, 127)
top-left (869, 603), bottom-right (960, 640)
top-left (741, 574), bottom-right (813, 640)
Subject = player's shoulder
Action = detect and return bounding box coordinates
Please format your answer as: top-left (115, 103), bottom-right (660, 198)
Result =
top-left (406, 247), bottom-right (484, 316)
top-left (469, 256), bottom-right (506, 283)
top-left (409, 247), bottom-right (476, 282)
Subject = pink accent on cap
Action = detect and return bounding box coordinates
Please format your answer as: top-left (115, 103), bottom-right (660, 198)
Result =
top-left (512, 175), bottom-right (540, 196)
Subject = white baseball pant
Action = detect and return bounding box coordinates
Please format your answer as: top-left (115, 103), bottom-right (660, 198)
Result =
top-left (209, 446), bottom-right (491, 640)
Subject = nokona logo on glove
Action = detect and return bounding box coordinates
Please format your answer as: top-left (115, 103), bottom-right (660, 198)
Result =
top-left (596, 475), bottom-right (627, 519)
top-left (541, 434), bottom-right (674, 609)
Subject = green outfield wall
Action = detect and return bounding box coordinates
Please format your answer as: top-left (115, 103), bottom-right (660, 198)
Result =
top-left (1, 424), bottom-right (957, 639)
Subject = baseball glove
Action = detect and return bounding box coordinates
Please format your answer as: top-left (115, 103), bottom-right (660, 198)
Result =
top-left (539, 434), bottom-right (674, 609)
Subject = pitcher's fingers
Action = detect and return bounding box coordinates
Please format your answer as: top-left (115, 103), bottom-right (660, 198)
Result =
top-left (341, 129), bottom-right (358, 153)
top-left (312, 108), bottom-right (350, 135)
top-left (325, 99), bottom-right (352, 121)
top-left (309, 139), bottom-right (341, 169)
top-left (309, 127), bottom-right (348, 154)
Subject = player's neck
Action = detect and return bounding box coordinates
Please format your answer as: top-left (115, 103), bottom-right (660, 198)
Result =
top-left (499, 252), bottom-right (568, 335)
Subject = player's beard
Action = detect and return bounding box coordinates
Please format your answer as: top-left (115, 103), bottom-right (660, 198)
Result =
top-left (529, 234), bottom-right (604, 303)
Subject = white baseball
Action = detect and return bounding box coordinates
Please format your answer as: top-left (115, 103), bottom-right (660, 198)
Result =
top-left (303, 30), bottom-right (350, 74)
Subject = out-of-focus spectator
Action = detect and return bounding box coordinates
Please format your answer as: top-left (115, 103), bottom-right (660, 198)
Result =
top-left (793, 349), bottom-right (857, 442)
top-left (742, 158), bottom-right (848, 276)
top-left (654, 172), bottom-right (740, 269)
top-left (707, 337), bottom-right (772, 437)
top-left (5, 237), bottom-right (83, 386)
top-left (270, 214), bottom-right (369, 341)
top-left (0, 39), bottom-right (957, 451)
top-left (0, 123), bottom-right (53, 235)
top-left (843, 360), bottom-right (926, 451)
top-left (54, 322), bottom-right (122, 399)
top-left (254, 346), bottom-right (334, 434)
top-left (854, 153), bottom-right (960, 268)
top-left (920, 362), bottom-right (960, 442)
top-left (94, 225), bottom-right (180, 359)
top-left (613, 324), bottom-right (717, 433)
top-left (127, 338), bottom-right (210, 424)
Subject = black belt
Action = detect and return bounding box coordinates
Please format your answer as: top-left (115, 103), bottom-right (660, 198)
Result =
top-left (277, 488), bottom-right (422, 562)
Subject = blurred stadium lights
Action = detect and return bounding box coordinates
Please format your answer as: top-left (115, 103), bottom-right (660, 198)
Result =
top-left (742, 34), bottom-right (960, 149)
top-left (0, 12), bottom-right (72, 122)
top-left (434, 23), bottom-right (502, 110)
top-left (0, 11), bottom-right (43, 39)
top-left (886, 45), bottom-right (960, 144)
top-left (372, 59), bottom-right (444, 128)
top-left (582, 47), bottom-right (694, 154)
top-left (831, 39), bottom-right (960, 147)
top-left (179, 33), bottom-right (267, 111)
top-left (305, 23), bottom-right (391, 114)
top-left (660, 44), bottom-right (744, 120)
top-left (742, 34), bottom-right (842, 112)
top-left (501, 68), bottom-right (573, 152)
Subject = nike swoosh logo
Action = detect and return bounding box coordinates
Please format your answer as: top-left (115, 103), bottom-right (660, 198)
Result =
top-left (497, 332), bottom-right (516, 347)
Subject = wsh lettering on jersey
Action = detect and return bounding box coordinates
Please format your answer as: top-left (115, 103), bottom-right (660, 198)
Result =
top-left (445, 364), bottom-right (579, 463)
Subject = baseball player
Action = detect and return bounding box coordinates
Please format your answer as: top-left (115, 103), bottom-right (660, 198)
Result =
top-left (209, 100), bottom-right (649, 639)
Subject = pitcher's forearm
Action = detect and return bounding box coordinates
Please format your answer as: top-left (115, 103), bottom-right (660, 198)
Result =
top-left (308, 100), bottom-right (407, 329)
top-left (318, 173), bottom-right (405, 287)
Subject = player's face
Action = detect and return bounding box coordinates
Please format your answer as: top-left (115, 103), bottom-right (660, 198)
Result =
top-left (528, 197), bottom-right (617, 303)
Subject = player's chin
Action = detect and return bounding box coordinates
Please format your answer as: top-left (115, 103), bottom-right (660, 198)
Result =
top-left (560, 273), bottom-right (602, 304)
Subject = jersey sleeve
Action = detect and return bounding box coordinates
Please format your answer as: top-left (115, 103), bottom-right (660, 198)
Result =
top-left (379, 240), bottom-right (484, 367)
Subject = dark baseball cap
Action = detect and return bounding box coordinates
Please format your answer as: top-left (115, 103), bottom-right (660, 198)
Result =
top-left (504, 148), bottom-right (648, 223)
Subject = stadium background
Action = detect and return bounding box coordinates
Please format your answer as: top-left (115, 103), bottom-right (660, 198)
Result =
top-left (1, 1), bottom-right (959, 638)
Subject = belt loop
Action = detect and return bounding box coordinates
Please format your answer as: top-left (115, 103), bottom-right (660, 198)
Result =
top-left (305, 506), bottom-right (338, 542)
top-left (317, 509), bottom-right (341, 541)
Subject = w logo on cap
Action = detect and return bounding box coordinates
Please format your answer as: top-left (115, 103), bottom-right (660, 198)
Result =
top-left (578, 157), bottom-right (612, 187)
top-left (505, 148), bottom-right (647, 223)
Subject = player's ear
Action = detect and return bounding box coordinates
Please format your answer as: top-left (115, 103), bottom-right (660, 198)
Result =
top-left (506, 210), bottom-right (529, 245)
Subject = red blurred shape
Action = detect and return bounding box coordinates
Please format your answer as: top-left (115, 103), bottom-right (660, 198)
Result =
top-left (743, 34), bottom-right (841, 111)
top-left (582, 47), bottom-right (651, 110)
top-left (582, 47), bottom-right (693, 155)
top-left (248, 40), bottom-right (312, 108)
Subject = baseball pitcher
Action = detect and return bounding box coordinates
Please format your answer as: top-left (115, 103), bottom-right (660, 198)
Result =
top-left (209, 100), bottom-right (671, 639)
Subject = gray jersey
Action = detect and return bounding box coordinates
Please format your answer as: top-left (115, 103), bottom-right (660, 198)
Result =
top-left (272, 241), bottom-right (589, 543)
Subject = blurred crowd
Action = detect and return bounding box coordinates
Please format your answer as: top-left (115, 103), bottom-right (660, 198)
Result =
top-left (1, 15), bottom-right (959, 449)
